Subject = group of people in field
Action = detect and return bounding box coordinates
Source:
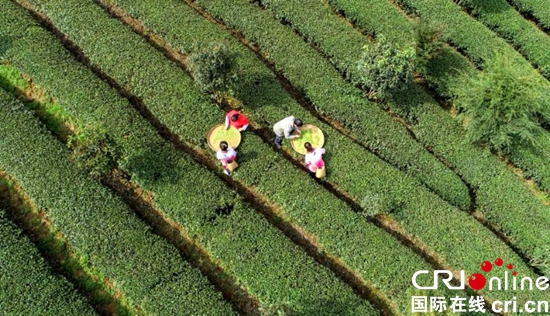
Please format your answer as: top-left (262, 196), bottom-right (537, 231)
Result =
top-left (216, 110), bottom-right (325, 176)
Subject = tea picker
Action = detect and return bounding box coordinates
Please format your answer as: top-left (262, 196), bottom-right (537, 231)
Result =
top-left (289, 124), bottom-right (327, 179)
top-left (273, 115), bottom-right (303, 149)
top-left (207, 124), bottom-right (241, 176)
top-left (225, 110), bottom-right (249, 132)
top-left (304, 142), bottom-right (326, 178)
top-left (217, 141), bottom-right (238, 176)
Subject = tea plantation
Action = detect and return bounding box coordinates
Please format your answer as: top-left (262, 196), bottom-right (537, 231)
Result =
top-left (1, 0), bottom-right (549, 315)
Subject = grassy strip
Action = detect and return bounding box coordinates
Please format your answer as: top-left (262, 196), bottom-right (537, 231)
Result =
top-left (327, 0), bottom-right (413, 47)
top-left (507, 0), bottom-right (550, 32)
top-left (0, 77), bottom-right (127, 316)
top-left (0, 208), bottom-right (96, 316)
top-left (173, 0), bottom-right (550, 302)
top-left (509, 140), bottom-right (550, 192)
top-left (302, 0), bottom-right (550, 256)
top-left (0, 1), bottom-right (391, 314)
top-left (0, 87), bottom-right (234, 315)
top-left (6, 0), bottom-right (458, 313)
top-left (457, 0), bottom-right (550, 79)
top-left (0, 62), bottom-right (75, 138)
top-left (255, 0), bottom-right (372, 84)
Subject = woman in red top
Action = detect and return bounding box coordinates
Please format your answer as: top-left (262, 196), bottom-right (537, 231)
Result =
top-left (224, 110), bottom-right (249, 131)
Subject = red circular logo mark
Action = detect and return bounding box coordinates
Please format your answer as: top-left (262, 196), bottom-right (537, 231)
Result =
top-left (481, 261), bottom-right (493, 273)
top-left (469, 273), bottom-right (487, 291)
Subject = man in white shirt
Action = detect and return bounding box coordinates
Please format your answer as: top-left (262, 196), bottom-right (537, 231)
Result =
top-left (273, 116), bottom-right (303, 149)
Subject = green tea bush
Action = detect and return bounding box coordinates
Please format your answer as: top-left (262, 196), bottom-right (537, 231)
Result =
top-left (413, 18), bottom-right (445, 73)
top-left (188, 41), bottom-right (238, 98)
top-left (182, 0), bottom-right (472, 208)
top-left (451, 53), bottom-right (546, 155)
top-left (360, 192), bottom-right (402, 217)
top-left (357, 35), bottom-right (415, 100)
top-left (199, 1), bottom-right (550, 307)
top-left (0, 31), bottom-right (9, 61)
top-left (459, 0), bottom-right (550, 79)
top-left (67, 125), bottom-right (121, 179)
top-left (99, 0), bottom-right (550, 305)
top-left (395, 0), bottom-right (550, 122)
top-left (0, 87), bottom-right (233, 315)
top-left (508, 0), bottom-right (550, 30)
top-left (0, 210), bottom-right (95, 316)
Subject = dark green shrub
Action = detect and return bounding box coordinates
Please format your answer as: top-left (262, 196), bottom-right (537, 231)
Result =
top-left (187, 41), bottom-right (238, 99)
top-left (413, 18), bottom-right (445, 72)
top-left (451, 53), bottom-right (546, 155)
top-left (357, 35), bottom-right (415, 100)
top-left (67, 125), bottom-right (121, 179)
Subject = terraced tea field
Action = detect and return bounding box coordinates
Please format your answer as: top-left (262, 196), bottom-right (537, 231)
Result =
top-left (1, 0), bottom-right (550, 314)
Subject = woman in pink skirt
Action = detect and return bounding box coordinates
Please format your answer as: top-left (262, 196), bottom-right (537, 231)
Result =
top-left (304, 142), bottom-right (325, 173)
top-left (216, 141), bottom-right (237, 176)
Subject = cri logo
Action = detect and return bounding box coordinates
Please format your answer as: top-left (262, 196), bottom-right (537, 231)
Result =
top-left (468, 258), bottom-right (516, 291)
top-left (412, 258), bottom-right (516, 291)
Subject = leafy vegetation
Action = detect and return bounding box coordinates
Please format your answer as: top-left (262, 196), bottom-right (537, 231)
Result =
top-left (104, 0), bottom-right (550, 304)
top-left (451, 53), bottom-right (546, 155)
top-left (188, 41), bottom-right (238, 99)
top-left (394, 0), bottom-right (550, 123)
top-left (508, 0), bottom-right (550, 31)
top-left (531, 245), bottom-right (550, 277)
top-left (0, 30), bottom-right (9, 61)
top-left (4, 0), bottom-right (550, 312)
top-left (273, 0), bottom-right (550, 265)
top-left (67, 125), bottom-right (121, 179)
top-left (459, 0), bottom-right (550, 78)
top-left (0, 2), bottom-right (381, 313)
top-left (104, 1), bottom-right (550, 304)
top-left (376, 0), bottom-right (550, 193)
top-left (357, 35), bottom-right (416, 100)
top-left (412, 18), bottom-right (445, 72)
top-left (0, 209), bottom-right (95, 316)
top-left (197, 0), bottom-right (550, 304)
top-left (16, 0), bottom-right (481, 312)
top-left (360, 192), bottom-right (402, 217)
top-left (193, 0), bottom-right (471, 210)
top-left (0, 86), bottom-right (234, 315)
